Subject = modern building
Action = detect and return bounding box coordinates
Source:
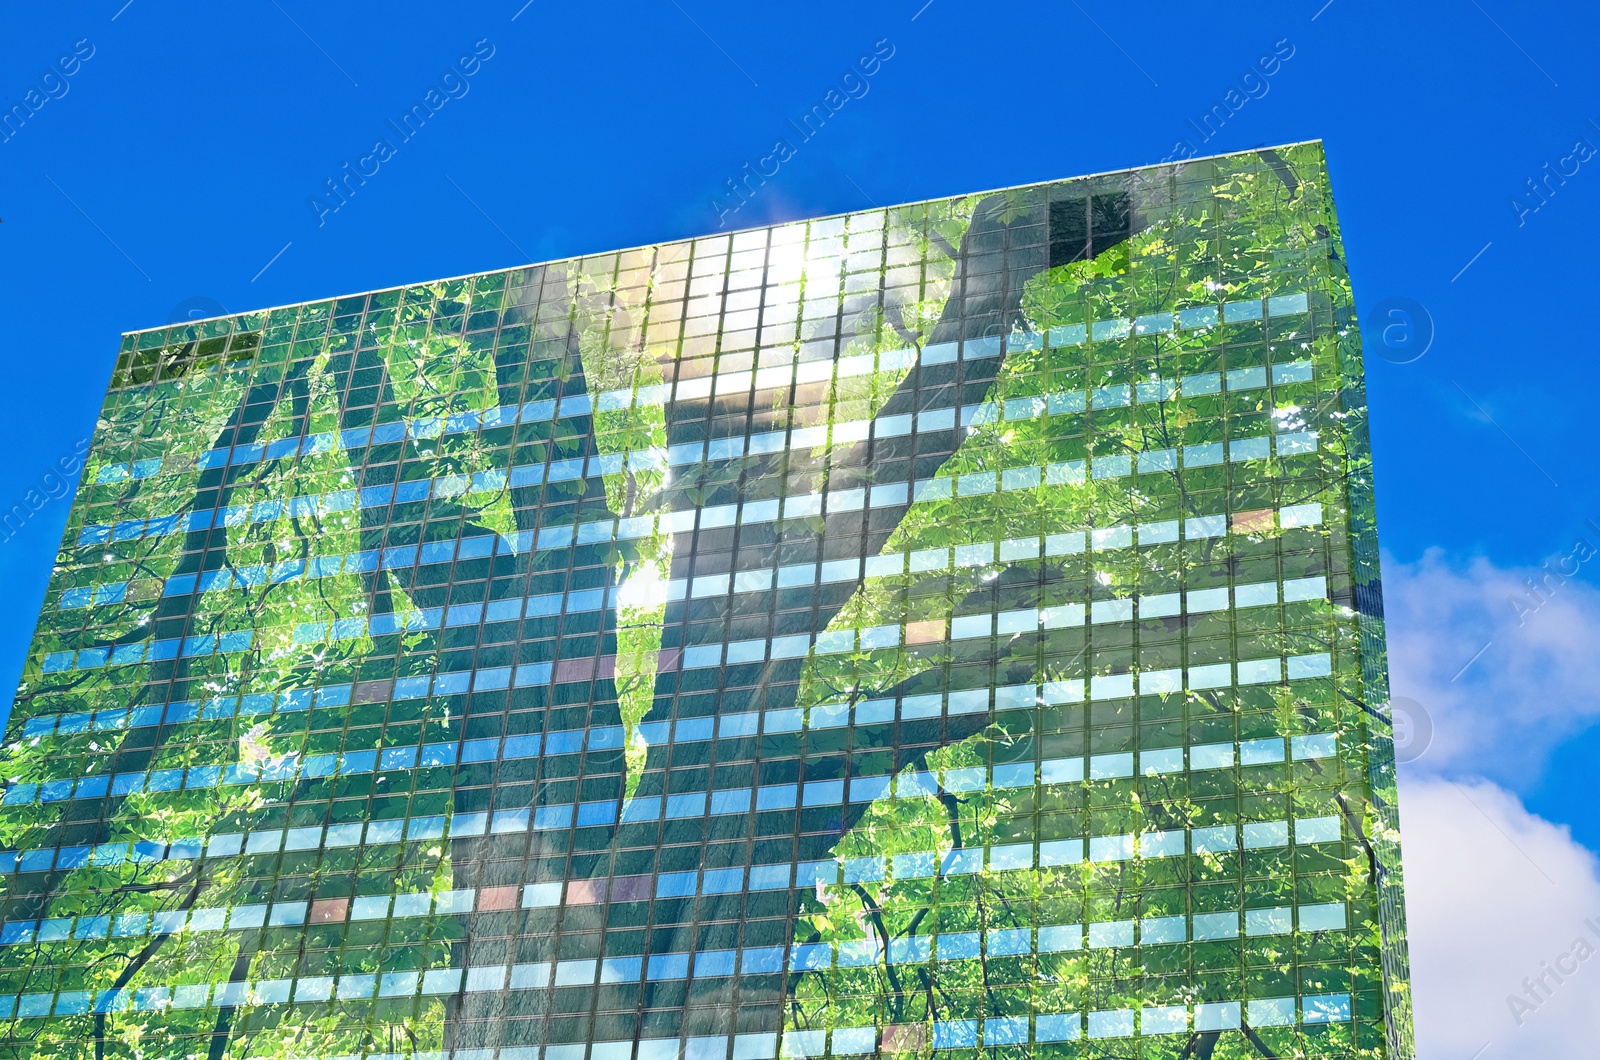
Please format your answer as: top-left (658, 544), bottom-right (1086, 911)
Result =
top-left (0, 141), bottom-right (1413, 1060)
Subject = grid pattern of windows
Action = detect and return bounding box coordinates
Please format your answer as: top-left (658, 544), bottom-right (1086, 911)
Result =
top-left (0, 143), bottom-right (1413, 1060)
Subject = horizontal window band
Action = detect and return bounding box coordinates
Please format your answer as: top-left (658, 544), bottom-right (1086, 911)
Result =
top-left (62, 379), bottom-right (1318, 592)
top-left (50, 432), bottom-right (1322, 623)
top-left (82, 294), bottom-right (1312, 511)
top-left (4, 970), bottom-right (1349, 1042)
top-left (23, 565), bottom-right (1326, 740)
top-left (4, 685), bottom-right (1338, 809)
top-left (0, 893), bottom-right (1346, 972)
top-left (30, 495), bottom-right (1323, 696)
top-left (0, 739), bottom-right (1345, 879)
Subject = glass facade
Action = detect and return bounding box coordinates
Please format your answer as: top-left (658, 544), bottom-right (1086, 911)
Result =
top-left (0, 141), bottom-right (1413, 1059)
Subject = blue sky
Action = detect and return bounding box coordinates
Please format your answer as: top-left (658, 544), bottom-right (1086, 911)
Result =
top-left (2, 3), bottom-right (1598, 1054)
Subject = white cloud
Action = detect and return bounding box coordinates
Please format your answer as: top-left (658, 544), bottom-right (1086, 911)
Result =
top-left (1401, 774), bottom-right (1600, 1059)
top-left (1384, 551), bottom-right (1600, 1056)
top-left (1384, 548), bottom-right (1600, 780)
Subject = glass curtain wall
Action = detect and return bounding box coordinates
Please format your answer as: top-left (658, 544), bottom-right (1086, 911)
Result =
top-left (0, 142), bottom-right (1412, 1060)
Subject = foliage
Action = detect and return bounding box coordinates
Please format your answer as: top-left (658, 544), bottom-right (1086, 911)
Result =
top-left (0, 145), bottom-right (1409, 1059)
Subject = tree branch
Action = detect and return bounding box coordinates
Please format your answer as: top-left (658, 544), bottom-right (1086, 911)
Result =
top-left (93, 867), bottom-right (209, 1060)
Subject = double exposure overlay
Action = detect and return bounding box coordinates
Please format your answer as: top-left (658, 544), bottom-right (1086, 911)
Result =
top-left (0, 142), bottom-right (1413, 1059)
